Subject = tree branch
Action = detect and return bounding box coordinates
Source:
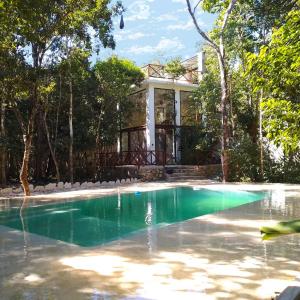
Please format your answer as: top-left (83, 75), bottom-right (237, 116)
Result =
top-left (193, 0), bottom-right (203, 14)
top-left (12, 104), bottom-right (26, 136)
top-left (221, 0), bottom-right (237, 33)
top-left (186, 0), bottom-right (218, 51)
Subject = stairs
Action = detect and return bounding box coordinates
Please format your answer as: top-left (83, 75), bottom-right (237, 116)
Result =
top-left (165, 165), bottom-right (207, 181)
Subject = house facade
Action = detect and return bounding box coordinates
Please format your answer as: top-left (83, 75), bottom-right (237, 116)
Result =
top-left (118, 53), bottom-right (207, 166)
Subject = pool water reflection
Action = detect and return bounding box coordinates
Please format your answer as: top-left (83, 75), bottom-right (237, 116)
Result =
top-left (0, 187), bottom-right (265, 247)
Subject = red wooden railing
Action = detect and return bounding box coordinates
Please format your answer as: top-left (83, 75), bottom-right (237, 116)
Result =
top-left (95, 150), bottom-right (167, 167)
top-left (141, 64), bottom-right (199, 84)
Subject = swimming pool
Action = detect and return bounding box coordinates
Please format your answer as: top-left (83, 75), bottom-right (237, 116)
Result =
top-left (0, 187), bottom-right (266, 247)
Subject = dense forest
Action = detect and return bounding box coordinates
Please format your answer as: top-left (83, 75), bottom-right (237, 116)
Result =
top-left (0, 0), bottom-right (299, 195)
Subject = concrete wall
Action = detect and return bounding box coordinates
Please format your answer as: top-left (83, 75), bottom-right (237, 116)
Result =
top-left (138, 166), bottom-right (165, 182)
top-left (197, 164), bottom-right (222, 178)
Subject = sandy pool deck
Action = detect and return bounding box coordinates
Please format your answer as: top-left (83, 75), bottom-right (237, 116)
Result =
top-left (1, 181), bottom-right (300, 299)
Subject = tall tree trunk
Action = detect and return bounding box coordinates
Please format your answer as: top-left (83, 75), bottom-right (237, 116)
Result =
top-left (20, 111), bottom-right (35, 196)
top-left (54, 72), bottom-right (62, 156)
top-left (69, 79), bottom-right (74, 184)
top-left (217, 53), bottom-right (230, 182)
top-left (96, 114), bottom-right (102, 147)
top-left (43, 111), bottom-right (60, 182)
top-left (18, 43), bottom-right (45, 196)
top-left (34, 110), bottom-right (44, 180)
top-left (0, 98), bottom-right (6, 186)
top-left (259, 89), bottom-right (264, 179)
top-left (186, 0), bottom-right (237, 182)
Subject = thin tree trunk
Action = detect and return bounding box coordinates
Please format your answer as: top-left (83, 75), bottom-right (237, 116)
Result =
top-left (0, 98), bottom-right (6, 186)
top-left (217, 53), bottom-right (230, 182)
top-left (259, 89), bottom-right (264, 179)
top-left (43, 111), bottom-right (61, 182)
top-left (228, 75), bottom-right (235, 138)
top-left (54, 72), bottom-right (62, 156)
top-left (34, 110), bottom-right (44, 180)
top-left (96, 114), bottom-right (102, 147)
top-left (18, 43), bottom-right (45, 196)
top-left (69, 79), bottom-right (74, 184)
top-left (20, 113), bottom-right (35, 196)
top-left (186, 0), bottom-right (236, 182)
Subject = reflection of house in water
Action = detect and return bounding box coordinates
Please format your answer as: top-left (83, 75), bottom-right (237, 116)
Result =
top-left (120, 53), bottom-right (213, 165)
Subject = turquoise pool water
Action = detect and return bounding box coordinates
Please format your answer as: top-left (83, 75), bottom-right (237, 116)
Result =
top-left (0, 187), bottom-right (265, 247)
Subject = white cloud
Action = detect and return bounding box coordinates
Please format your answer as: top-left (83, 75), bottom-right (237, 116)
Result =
top-left (167, 19), bottom-right (195, 30)
top-left (128, 32), bottom-right (147, 40)
top-left (126, 1), bottom-right (152, 22)
top-left (156, 13), bottom-right (179, 22)
top-left (127, 37), bottom-right (185, 55)
top-left (176, 7), bottom-right (188, 13)
top-left (115, 31), bottom-right (152, 42)
top-left (172, 0), bottom-right (199, 5)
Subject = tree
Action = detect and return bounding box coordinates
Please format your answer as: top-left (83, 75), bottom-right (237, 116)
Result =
top-left (165, 58), bottom-right (186, 79)
top-left (247, 9), bottom-right (300, 154)
top-left (3, 0), bottom-right (122, 195)
top-left (59, 48), bottom-right (90, 183)
top-left (186, 0), bottom-right (237, 182)
top-left (93, 56), bottom-right (144, 147)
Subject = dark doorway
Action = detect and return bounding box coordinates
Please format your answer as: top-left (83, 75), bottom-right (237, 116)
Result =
top-left (155, 127), bottom-right (174, 165)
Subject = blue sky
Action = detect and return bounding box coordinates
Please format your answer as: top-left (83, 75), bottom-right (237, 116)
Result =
top-left (96, 0), bottom-right (216, 66)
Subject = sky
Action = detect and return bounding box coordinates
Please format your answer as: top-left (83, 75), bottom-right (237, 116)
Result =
top-left (96, 0), bottom-right (216, 66)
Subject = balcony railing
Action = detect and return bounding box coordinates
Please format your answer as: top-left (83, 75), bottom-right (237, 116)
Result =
top-left (95, 150), bottom-right (167, 167)
top-left (74, 149), bottom-right (220, 170)
top-left (141, 64), bottom-right (200, 84)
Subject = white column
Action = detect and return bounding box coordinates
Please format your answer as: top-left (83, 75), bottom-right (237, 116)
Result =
top-left (175, 89), bottom-right (181, 163)
top-left (197, 51), bottom-right (206, 81)
top-left (117, 137), bottom-right (121, 153)
top-left (146, 85), bottom-right (155, 152)
top-left (175, 88), bottom-right (180, 126)
top-left (117, 103), bottom-right (121, 153)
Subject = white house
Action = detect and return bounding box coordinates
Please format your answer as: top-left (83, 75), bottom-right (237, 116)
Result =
top-left (119, 53), bottom-right (206, 165)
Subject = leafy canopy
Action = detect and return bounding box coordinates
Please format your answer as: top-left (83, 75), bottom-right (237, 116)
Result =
top-left (93, 56), bottom-right (144, 143)
top-left (3, 0), bottom-right (123, 66)
top-left (247, 10), bottom-right (300, 153)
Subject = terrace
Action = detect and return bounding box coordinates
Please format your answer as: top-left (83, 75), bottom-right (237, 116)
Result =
top-left (141, 55), bottom-right (202, 84)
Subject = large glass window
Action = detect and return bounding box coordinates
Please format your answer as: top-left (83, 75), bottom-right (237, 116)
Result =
top-left (154, 89), bottom-right (175, 125)
top-left (121, 132), bottom-right (128, 151)
top-left (121, 129), bottom-right (146, 152)
top-left (180, 91), bottom-right (199, 126)
top-left (124, 90), bottom-right (146, 128)
top-left (130, 129), bottom-right (146, 151)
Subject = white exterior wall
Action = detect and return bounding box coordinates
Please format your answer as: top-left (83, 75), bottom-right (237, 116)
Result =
top-left (142, 78), bottom-right (197, 164)
top-left (175, 88), bottom-right (180, 126)
top-left (197, 51), bottom-right (205, 81)
top-left (146, 85), bottom-right (155, 152)
top-left (175, 88), bottom-right (181, 162)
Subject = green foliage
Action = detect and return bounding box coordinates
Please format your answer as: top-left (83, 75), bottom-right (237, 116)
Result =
top-left (0, 0), bottom-right (137, 184)
top-left (263, 153), bottom-right (300, 184)
top-left (93, 56), bottom-right (144, 145)
top-left (94, 56), bottom-right (144, 96)
top-left (165, 58), bottom-right (186, 79)
top-left (247, 10), bottom-right (300, 154)
top-left (261, 99), bottom-right (300, 154)
top-left (191, 48), bottom-right (221, 135)
top-left (228, 136), bottom-right (261, 182)
top-left (261, 219), bottom-right (300, 240)
top-left (247, 11), bottom-right (300, 99)
top-left (60, 48), bottom-right (91, 82)
top-left (6, 0), bottom-right (123, 56)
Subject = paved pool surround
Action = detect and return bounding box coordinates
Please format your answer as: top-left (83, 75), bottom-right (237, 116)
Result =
top-left (1, 181), bottom-right (300, 299)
